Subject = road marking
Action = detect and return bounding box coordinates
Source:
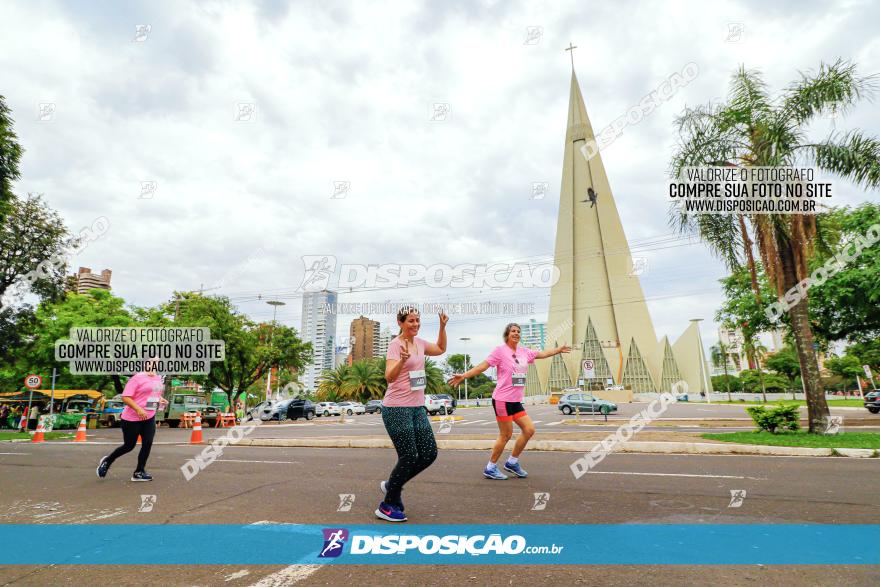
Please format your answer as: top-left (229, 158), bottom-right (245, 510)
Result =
top-left (531, 420), bottom-right (542, 424)
top-left (217, 459), bottom-right (301, 464)
top-left (248, 521), bottom-right (321, 586)
top-left (589, 471), bottom-right (766, 480)
top-left (546, 421), bottom-right (562, 426)
top-left (458, 420), bottom-right (487, 426)
top-left (0, 452), bottom-right (29, 455)
top-left (225, 570), bottom-right (251, 581)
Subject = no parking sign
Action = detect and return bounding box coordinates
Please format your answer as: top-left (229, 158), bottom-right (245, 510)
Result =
top-left (24, 374), bottom-right (42, 389)
top-left (581, 359), bottom-right (595, 379)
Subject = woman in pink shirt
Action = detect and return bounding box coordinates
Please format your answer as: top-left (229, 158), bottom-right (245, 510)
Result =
top-left (96, 360), bottom-right (168, 482)
top-left (449, 323), bottom-right (569, 480)
top-left (375, 306), bottom-right (448, 522)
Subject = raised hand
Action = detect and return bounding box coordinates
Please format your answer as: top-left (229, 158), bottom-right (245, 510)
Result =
top-left (438, 311), bottom-right (449, 328)
top-left (558, 344), bottom-right (572, 354)
top-left (447, 374), bottom-right (465, 387)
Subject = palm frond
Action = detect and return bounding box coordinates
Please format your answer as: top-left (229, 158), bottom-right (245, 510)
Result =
top-left (803, 130), bottom-right (880, 189)
top-left (781, 59), bottom-right (877, 125)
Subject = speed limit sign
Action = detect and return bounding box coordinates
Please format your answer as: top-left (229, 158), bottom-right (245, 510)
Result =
top-left (24, 374), bottom-right (42, 389)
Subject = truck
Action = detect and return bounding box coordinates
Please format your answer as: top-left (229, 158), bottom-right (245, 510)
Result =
top-left (158, 393), bottom-right (220, 428)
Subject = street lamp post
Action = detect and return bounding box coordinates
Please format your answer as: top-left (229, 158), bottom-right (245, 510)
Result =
top-left (690, 319), bottom-right (712, 404)
top-left (266, 300), bottom-right (286, 403)
top-left (459, 337), bottom-right (471, 403)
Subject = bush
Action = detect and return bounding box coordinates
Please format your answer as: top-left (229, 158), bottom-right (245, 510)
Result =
top-left (746, 405), bottom-right (800, 433)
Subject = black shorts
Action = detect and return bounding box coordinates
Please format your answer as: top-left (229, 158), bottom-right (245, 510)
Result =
top-left (492, 399), bottom-right (527, 422)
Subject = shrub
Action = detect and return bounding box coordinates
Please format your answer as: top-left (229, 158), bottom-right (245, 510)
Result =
top-left (746, 405), bottom-right (800, 433)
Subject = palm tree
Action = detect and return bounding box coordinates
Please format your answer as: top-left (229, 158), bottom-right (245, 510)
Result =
top-left (710, 342), bottom-right (733, 401)
top-left (342, 359), bottom-right (386, 402)
top-left (424, 358), bottom-right (447, 395)
top-left (316, 364), bottom-right (349, 402)
top-left (670, 60), bottom-right (880, 432)
top-left (744, 337), bottom-right (769, 403)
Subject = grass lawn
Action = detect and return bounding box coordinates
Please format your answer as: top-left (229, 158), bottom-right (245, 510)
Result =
top-left (702, 430), bottom-right (880, 449)
top-left (711, 399), bottom-right (866, 408)
top-left (0, 431), bottom-right (75, 441)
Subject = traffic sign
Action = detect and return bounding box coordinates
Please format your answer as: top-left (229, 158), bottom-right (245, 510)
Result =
top-left (864, 365), bottom-right (873, 379)
top-left (581, 359), bottom-right (595, 379)
top-left (24, 374), bottom-right (42, 389)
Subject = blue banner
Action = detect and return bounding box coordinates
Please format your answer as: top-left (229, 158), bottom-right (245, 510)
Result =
top-left (1, 524), bottom-right (877, 565)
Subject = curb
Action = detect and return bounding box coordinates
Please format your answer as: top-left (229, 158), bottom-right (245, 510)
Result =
top-left (232, 437), bottom-right (879, 458)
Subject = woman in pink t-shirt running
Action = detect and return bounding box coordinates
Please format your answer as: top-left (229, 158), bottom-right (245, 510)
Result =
top-left (375, 306), bottom-right (448, 522)
top-left (449, 323), bottom-right (569, 479)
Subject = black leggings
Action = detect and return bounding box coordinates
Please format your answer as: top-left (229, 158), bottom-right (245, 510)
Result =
top-left (105, 417), bottom-right (156, 472)
top-left (382, 406), bottom-right (438, 505)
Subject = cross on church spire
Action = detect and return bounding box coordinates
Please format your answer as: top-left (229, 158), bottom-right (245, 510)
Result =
top-left (565, 42), bottom-right (577, 70)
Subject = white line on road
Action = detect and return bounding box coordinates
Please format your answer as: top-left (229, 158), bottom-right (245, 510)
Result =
top-left (0, 452), bottom-right (29, 455)
top-left (248, 521), bottom-right (321, 586)
top-left (531, 420), bottom-right (542, 424)
top-left (545, 421), bottom-right (562, 426)
top-left (217, 459), bottom-right (301, 464)
top-left (457, 420), bottom-right (487, 426)
top-left (589, 471), bottom-right (767, 480)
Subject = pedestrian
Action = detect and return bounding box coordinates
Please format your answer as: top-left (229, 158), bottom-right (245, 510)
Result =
top-left (96, 359), bottom-right (168, 481)
top-left (449, 323), bottom-right (570, 480)
top-left (376, 306), bottom-right (448, 522)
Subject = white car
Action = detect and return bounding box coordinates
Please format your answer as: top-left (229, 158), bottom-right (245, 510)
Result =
top-left (336, 401), bottom-right (366, 415)
top-left (424, 395), bottom-right (453, 415)
top-left (315, 402), bottom-right (342, 417)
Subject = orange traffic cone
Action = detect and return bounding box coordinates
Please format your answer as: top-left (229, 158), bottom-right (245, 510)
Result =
top-left (137, 435), bottom-right (142, 444)
top-left (18, 408), bottom-right (28, 432)
top-left (190, 411), bottom-right (203, 444)
top-left (73, 416), bottom-right (88, 442)
top-left (31, 417), bottom-right (45, 443)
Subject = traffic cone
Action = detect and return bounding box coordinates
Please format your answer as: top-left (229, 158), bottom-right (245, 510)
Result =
top-left (18, 408), bottom-right (28, 432)
top-left (73, 416), bottom-right (88, 442)
top-left (137, 435), bottom-right (142, 444)
top-left (31, 417), bottom-right (45, 443)
top-left (190, 411), bottom-right (203, 444)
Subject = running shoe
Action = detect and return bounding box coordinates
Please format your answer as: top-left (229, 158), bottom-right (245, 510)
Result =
top-left (503, 460), bottom-right (528, 478)
top-left (374, 502), bottom-right (407, 522)
top-left (380, 480), bottom-right (405, 512)
top-left (131, 471), bottom-right (153, 482)
top-left (483, 464), bottom-right (508, 480)
top-left (96, 456), bottom-right (110, 479)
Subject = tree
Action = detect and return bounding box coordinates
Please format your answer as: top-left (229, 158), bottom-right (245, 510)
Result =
top-left (0, 95), bottom-right (23, 222)
top-left (174, 294), bottom-right (312, 409)
top-left (825, 354), bottom-right (865, 393)
top-left (317, 364), bottom-right (350, 402)
top-left (765, 345), bottom-right (802, 398)
top-left (341, 359), bottom-right (385, 402)
top-left (710, 342), bottom-right (733, 401)
top-left (808, 203), bottom-right (880, 343)
top-left (4, 290), bottom-right (137, 395)
top-left (711, 374), bottom-right (741, 393)
top-left (670, 60), bottom-right (880, 432)
top-left (0, 194), bottom-right (79, 309)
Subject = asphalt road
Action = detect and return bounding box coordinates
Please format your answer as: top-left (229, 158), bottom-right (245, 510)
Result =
top-left (0, 440), bottom-right (878, 586)
top-left (63, 401), bottom-right (880, 443)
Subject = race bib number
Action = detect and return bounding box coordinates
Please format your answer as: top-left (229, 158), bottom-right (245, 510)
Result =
top-left (145, 397), bottom-right (160, 410)
top-left (408, 370), bottom-right (427, 392)
top-left (512, 372), bottom-right (526, 387)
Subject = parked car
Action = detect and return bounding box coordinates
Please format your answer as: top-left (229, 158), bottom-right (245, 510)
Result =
top-left (434, 393), bottom-right (457, 409)
top-left (558, 393), bottom-right (617, 415)
top-left (100, 399), bottom-right (125, 427)
top-left (286, 399), bottom-right (316, 420)
top-left (316, 402), bottom-right (342, 417)
top-left (337, 401), bottom-right (366, 415)
top-left (425, 394), bottom-right (454, 415)
top-left (865, 390), bottom-right (880, 414)
top-left (365, 399), bottom-right (383, 414)
top-left (260, 399), bottom-right (293, 421)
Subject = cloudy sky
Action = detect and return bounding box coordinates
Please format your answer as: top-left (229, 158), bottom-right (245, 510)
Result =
top-left (2, 0), bottom-right (879, 364)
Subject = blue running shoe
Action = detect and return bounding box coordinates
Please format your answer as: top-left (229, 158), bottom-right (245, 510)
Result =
top-left (503, 460), bottom-right (528, 478)
top-left (96, 456), bottom-right (110, 479)
top-left (131, 470), bottom-right (153, 482)
top-left (483, 464), bottom-right (508, 480)
top-left (375, 502), bottom-right (407, 522)
top-left (380, 480), bottom-right (404, 512)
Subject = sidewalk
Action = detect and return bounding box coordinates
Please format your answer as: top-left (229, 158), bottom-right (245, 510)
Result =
top-left (230, 435), bottom-right (879, 458)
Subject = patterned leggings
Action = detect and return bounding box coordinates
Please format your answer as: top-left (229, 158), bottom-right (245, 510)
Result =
top-left (381, 406), bottom-right (438, 506)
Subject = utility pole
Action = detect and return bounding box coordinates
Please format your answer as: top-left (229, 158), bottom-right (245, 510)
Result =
top-left (459, 337), bottom-right (471, 402)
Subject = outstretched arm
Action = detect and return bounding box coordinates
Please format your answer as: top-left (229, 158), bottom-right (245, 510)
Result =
top-left (447, 360), bottom-right (491, 387)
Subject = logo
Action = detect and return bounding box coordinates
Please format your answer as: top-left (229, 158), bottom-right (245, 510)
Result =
top-left (530, 181), bottom-right (549, 200)
top-left (139, 181), bottom-right (158, 200)
top-left (728, 489), bottom-right (746, 508)
top-left (824, 415), bottom-right (843, 435)
top-left (429, 102), bottom-right (450, 122)
top-left (298, 255), bottom-right (338, 291)
top-left (138, 494), bottom-right (157, 513)
top-left (438, 416), bottom-right (454, 434)
top-left (331, 181), bottom-right (351, 199)
top-left (319, 528), bottom-right (349, 558)
top-left (725, 23), bottom-right (744, 43)
top-left (629, 256), bottom-right (648, 276)
top-left (524, 26), bottom-right (543, 45)
top-left (531, 492), bottom-right (549, 511)
top-left (337, 494), bottom-right (355, 512)
top-left (234, 102), bottom-right (257, 122)
top-left (133, 24), bottom-right (151, 42)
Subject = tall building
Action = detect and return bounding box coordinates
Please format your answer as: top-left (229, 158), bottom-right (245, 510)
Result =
top-left (376, 327), bottom-right (393, 357)
top-left (520, 319), bottom-right (547, 350)
top-left (350, 316), bottom-right (380, 361)
top-left (70, 267), bottom-right (112, 294)
top-left (300, 289), bottom-right (337, 391)
top-left (534, 67), bottom-right (711, 395)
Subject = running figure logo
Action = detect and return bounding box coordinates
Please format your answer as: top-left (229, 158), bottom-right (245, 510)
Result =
top-left (298, 255), bottom-right (337, 291)
top-left (337, 494), bottom-right (355, 512)
top-left (531, 492), bottom-right (550, 511)
top-left (138, 495), bottom-right (157, 513)
top-left (319, 528), bottom-right (349, 558)
top-left (824, 416), bottom-right (843, 435)
top-left (728, 489), bottom-right (746, 508)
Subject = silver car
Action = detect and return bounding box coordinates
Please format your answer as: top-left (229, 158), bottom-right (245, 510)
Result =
top-left (558, 393), bottom-right (617, 415)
